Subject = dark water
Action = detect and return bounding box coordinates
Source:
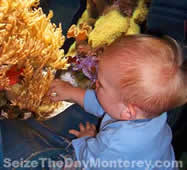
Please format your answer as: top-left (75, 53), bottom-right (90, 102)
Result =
top-left (40, 0), bottom-right (86, 52)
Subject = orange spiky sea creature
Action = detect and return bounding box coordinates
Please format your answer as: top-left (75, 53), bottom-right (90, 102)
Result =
top-left (0, 0), bottom-right (69, 119)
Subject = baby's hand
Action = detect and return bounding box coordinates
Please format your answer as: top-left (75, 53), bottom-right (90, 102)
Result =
top-left (69, 122), bottom-right (97, 138)
top-left (47, 79), bottom-right (74, 102)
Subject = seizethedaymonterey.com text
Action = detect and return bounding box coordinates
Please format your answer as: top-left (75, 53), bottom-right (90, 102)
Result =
top-left (2, 157), bottom-right (183, 169)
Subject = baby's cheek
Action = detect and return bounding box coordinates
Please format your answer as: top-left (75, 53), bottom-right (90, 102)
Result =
top-left (102, 97), bottom-right (113, 111)
top-left (96, 90), bottom-right (103, 104)
top-left (96, 88), bottom-right (105, 99)
top-left (97, 93), bottom-right (107, 109)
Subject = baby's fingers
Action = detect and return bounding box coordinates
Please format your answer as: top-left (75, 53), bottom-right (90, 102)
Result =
top-left (86, 122), bottom-right (91, 130)
top-left (79, 123), bottom-right (85, 132)
top-left (47, 88), bottom-right (55, 96)
top-left (49, 95), bottom-right (61, 102)
top-left (48, 79), bottom-right (61, 90)
top-left (69, 129), bottom-right (80, 137)
top-left (91, 124), bottom-right (96, 130)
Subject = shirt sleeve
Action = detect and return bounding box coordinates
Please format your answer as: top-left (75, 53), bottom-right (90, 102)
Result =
top-left (84, 89), bottom-right (105, 117)
top-left (72, 131), bottom-right (110, 162)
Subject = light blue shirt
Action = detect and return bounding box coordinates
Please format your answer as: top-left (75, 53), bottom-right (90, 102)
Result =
top-left (72, 90), bottom-right (176, 170)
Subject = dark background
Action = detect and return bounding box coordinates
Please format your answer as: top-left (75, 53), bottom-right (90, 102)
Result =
top-left (40, 0), bottom-right (86, 53)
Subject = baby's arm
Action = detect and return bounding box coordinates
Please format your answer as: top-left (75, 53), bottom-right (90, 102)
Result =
top-left (48, 79), bottom-right (105, 117)
top-left (47, 79), bottom-right (86, 107)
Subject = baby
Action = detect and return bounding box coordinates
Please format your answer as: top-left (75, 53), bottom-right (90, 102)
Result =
top-left (48, 34), bottom-right (184, 169)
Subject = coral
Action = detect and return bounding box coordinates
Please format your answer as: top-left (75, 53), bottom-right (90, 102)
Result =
top-left (67, 0), bottom-right (150, 53)
top-left (66, 0), bottom-right (150, 89)
top-left (126, 18), bottom-right (140, 35)
top-left (66, 42), bottom-right (77, 57)
top-left (0, 0), bottom-right (69, 119)
top-left (77, 9), bottom-right (96, 26)
top-left (71, 55), bottom-right (98, 83)
top-left (88, 9), bottom-right (130, 48)
top-left (67, 23), bottom-right (92, 42)
top-left (87, 0), bottom-right (109, 18)
top-left (118, 0), bottom-right (138, 16)
top-left (132, 0), bottom-right (149, 24)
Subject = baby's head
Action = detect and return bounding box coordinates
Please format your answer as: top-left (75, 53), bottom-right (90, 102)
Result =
top-left (96, 34), bottom-right (185, 120)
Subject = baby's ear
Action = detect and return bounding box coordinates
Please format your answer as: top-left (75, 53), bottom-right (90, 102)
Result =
top-left (119, 104), bottom-right (137, 120)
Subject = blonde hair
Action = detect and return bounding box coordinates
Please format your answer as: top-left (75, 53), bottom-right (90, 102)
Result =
top-left (104, 34), bottom-right (185, 118)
